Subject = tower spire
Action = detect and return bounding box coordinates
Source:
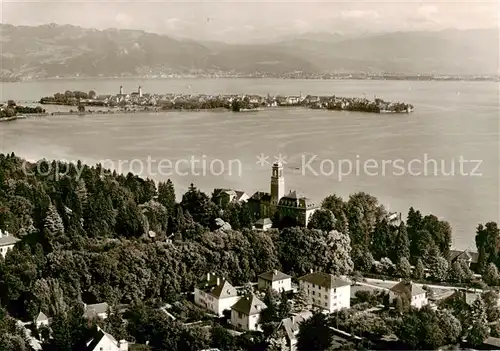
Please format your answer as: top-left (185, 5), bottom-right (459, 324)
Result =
top-left (270, 161), bottom-right (285, 205)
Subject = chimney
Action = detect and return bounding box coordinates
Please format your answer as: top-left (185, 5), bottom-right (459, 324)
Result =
top-left (207, 273), bottom-right (210, 281)
top-left (119, 86), bottom-right (123, 95)
top-left (310, 268), bottom-right (313, 274)
top-left (273, 269), bottom-right (278, 275)
top-left (217, 277), bottom-right (220, 286)
top-left (118, 340), bottom-right (128, 351)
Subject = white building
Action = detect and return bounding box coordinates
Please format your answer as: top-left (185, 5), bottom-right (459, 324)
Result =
top-left (194, 273), bottom-right (240, 317)
top-left (84, 326), bottom-right (128, 351)
top-left (35, 311), bottom-right (49, 329)
top-left (298, 272), bottom-right (351, 313)
top-left (83, 302), bottom-right (109, 320)
top-left (0, 229), bottom-right (20, 258)
top-left (254, 218), bottom-right (273, 231)
top-left (257, 269), bottom-right (292, 293)
top-left (231, 294), bottom-right (267, 331)
top-left (389, 281), bottom-right (428, 309)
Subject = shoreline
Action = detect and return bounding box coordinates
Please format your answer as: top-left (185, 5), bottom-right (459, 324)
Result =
top-left (0, 105), bottom-right (412, 122)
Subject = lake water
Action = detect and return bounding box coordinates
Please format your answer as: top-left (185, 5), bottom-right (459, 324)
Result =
top-left (0, 78), bottom-right (499, 250)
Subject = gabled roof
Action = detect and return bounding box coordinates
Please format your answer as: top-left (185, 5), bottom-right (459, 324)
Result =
top-left (249, 191), bottom-right (271, 202)
top-left (36, 311), bottom-right (48, 322)
top-left (258, 270), bottom-right (291, 282)
top-left (196, 275), bottom-right (237, 299)
top-left (449, 248), bottom-right (479, 264)
top-left (84, 327), bottom-right (118, 351)
top-left (212, 280), bottom-right (238, 299)
top-left (441, 290), bottom-right (480, 306)
top-left (298, 272), bottom-right (350, 289)
top-left (449, 249), bottom-right (472, 261)
top-left (390, 281), bottom-right (426, 297)
top-left (84, 302), bottom-right (109, 317)
top-left (0, 234), bottom-right (20, 247)
top-left (281, 311), bottom-right (313, 342)
top-left (234, 191), bottom-right (248, 202)
top-left (231, 295), bottom-right (266, 315)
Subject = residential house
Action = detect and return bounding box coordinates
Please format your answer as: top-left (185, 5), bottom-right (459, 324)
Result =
top-left (258, 269), bottom-right (292, 292)
top-left (278, 311), bottom-right (313, 351)
top-left (449, 248), bottom-right (479, 270)
top-left (304, 95), bottom-right (320, 104)
top-left (35, 311), bottom-right (49, 329)
top-left (83, 326), bottom-right (128, 351)
top-left (212, 189), bottom-right (249, 208)
top-left (389, 281), bottom-right (428, 309)
top-left (439, 290), bottom-right (481, 308)
top-left (247, 95), bottom-right (261, 104)
top-left (298, 272), bottom-right (351, 313)
top-left (83, 302), bottom-right (109, 320)
top-left (254, 218), bottom-right (273, 231)
top-left (0, 229), bottom-right (20, 258)
top-left (275, 96), bottom-right (287, 105)
top-left (230, 294), bottom-right (267, 331)
top-left (194, 273), bottom-right (240, 317)
top-left (387, 212), bottom-right (402, 225)
top-left (285, 96), bottom-right (302, 105)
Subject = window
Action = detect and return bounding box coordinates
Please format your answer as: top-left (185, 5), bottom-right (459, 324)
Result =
top-left (324, 302), bottom-right (327, 307)
top-left (312, 291), bottom-right (315, 295)
top-left (333, 288), bottom-right (336, 293)
top-left (238, 312), bottom-right (243, 318)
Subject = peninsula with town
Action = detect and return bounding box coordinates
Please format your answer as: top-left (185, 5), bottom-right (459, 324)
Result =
top-left (0, 86), bottom-right (414, 122)
top-left (33, 85), bottom-right (414, 114)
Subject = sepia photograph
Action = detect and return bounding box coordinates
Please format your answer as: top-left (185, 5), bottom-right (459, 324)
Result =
top-left (0, 0), bottom-right (499, 350)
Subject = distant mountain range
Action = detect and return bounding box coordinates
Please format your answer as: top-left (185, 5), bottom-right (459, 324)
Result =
top-left (0, 23), bottom-right (498, 79)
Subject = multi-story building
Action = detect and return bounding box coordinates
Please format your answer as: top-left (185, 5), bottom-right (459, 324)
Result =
top-left (248, 162), bottom-right (318, 227)
top-left (298, 272), bottom-right (351, 313)
top-left (389, 281), bottom-right (428, 309)
top-left (257, 269), bottom-right (293, 293)
top-left (231, 294), bottom-right (267, 331)
top-left (194, 273), bottom-right (240, 317)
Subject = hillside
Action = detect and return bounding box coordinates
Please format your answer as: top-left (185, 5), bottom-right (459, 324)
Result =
top-left (276, 29), bottom-right (499, 75)
top-left (0, 23), bottom-right (497, 79)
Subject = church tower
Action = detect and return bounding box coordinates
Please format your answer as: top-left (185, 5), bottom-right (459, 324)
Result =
top-left (138, 85), bottom-right (143, 98)
top-left (270, 162), bottom-right (285, 205)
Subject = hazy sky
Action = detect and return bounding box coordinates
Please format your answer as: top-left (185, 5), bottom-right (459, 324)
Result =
top-left (1, 0), bottom-right (498, 42)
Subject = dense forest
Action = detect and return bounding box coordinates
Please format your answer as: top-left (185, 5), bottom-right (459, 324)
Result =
top-left (0, 152), bottom-right (498, 350)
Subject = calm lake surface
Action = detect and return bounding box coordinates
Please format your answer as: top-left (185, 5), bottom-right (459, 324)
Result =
top-left (1, 78), bottom-right (499, 249)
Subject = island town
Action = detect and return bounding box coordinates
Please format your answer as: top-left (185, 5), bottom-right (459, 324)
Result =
top-left (0, 85), bottom-right (414, 121)
top-left (38, 85), bottom-right (414, 113)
